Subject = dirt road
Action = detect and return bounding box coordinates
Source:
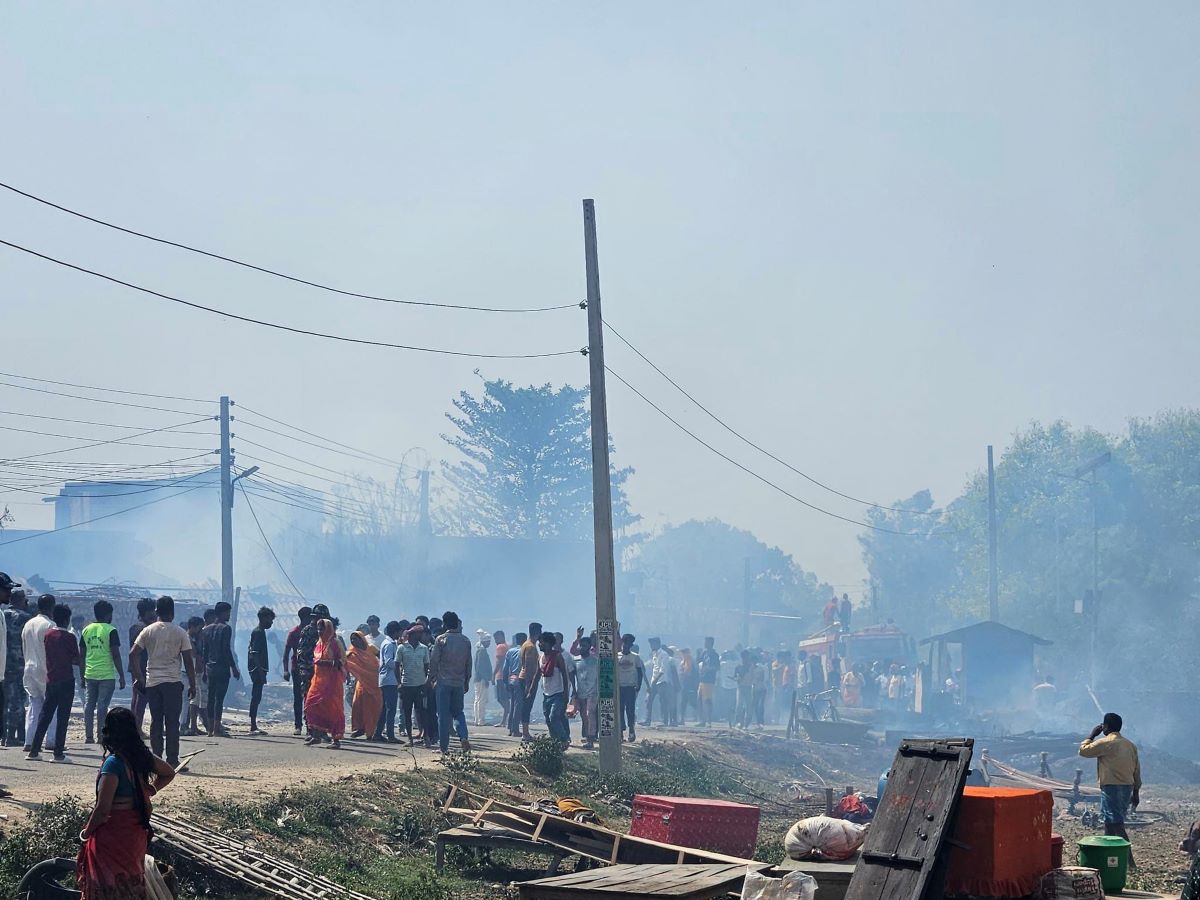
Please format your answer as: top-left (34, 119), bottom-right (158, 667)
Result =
top-left (0, 709), bottom-right (527, 813)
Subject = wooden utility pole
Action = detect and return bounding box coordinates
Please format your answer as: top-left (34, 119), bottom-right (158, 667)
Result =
top-left (219, 396), bottom-right (235, 609)
top-left (987, 445), bottom-right (998, 622)
top-left (583, 199), bottom-right (621, 773)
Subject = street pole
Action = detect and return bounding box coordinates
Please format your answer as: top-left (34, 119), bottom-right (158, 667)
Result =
top-left (987, 445), bottom-right (999, 622)
top-left (742, 558), bottom-right (752, 647)
top-left (583, 199), bottom-right (621, 774)
top-left (219, 396), bottom-right (235, 609)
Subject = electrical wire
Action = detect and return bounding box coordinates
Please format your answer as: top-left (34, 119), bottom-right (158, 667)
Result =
top-left (0, 409), bottom-right (211, 431)
top-left (0, 481), bottom-right (210, 546)
top-left (235, 404), bottom-right (413, 470)
top-left (0, 422), bottom-right (214, 442)
top-left (0, 469), bottom-right (217, 499)
top-left (238, 481), bottom-right (307, 600)
top-left (0, 377), bottom-right (211, 417)
top-left (233, 417), bottom-right (407, 470)
top-left (605, 364), bottom-right (936, 537)
top-left (2, 417), bottom-right (216, 463)
top-left (0, 368), bottom-right (210, 404)
top-left (603, 318), bottom-right (939, 517)
top-left (0, 180), bottom-right (580, 314)
top-left (1, 239), bottom-right (583, 359)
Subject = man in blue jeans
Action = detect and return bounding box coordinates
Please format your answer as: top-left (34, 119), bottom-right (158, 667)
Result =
top-left (1080, 712), bottom-right (1141, 864)
top-left (429, 610), bottom-right (472, 753)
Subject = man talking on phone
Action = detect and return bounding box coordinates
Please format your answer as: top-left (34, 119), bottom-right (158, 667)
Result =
top-left (1079, 712), bottom-right (1141, 864)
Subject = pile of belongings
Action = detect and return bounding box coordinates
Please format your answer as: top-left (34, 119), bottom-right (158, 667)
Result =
top-left (528, 797), bottom-right (602, 826)
top-left (832, 792), bottom-right (874, 824)
top-left (784, 815), bottom-right (868, 861)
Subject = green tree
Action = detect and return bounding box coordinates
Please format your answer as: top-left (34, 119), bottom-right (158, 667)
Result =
top-left (441, 379), bottom-right (638, 540)
top-left (860, 414), bottom-right (1200, 687)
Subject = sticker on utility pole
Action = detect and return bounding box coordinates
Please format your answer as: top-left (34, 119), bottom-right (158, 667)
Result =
top-left (598, 618), bottom-right (616, 738)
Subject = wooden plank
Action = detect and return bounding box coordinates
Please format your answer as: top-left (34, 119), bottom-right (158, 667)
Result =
top-left (844, 738), bottom-right (973, 900)
top-left (471, 798), bottom-right (494, 824)
top-left (519, 863), bottom-right (758, 899)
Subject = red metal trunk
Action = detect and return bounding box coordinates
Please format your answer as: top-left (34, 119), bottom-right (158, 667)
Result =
top-left (629, 795), bottom-right (760, 859)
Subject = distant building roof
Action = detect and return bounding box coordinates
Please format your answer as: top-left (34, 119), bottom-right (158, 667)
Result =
top-left (920, 620), bottom-right (1052, 647)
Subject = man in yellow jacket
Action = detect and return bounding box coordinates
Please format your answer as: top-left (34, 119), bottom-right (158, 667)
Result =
top-left (1079, 712), bottom-right (1141, 862)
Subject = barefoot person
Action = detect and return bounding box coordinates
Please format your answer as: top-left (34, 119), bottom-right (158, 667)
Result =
top-left (77, 707), bottom-right (177, 899)
top-left (304, 619), bottom-right (346, 748)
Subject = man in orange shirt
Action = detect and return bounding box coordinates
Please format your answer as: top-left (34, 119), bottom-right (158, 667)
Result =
top-left (516, 622), bottom-right (543, 741)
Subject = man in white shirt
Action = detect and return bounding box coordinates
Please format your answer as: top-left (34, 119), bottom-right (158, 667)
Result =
top-left (641, 637), bottom-right (671, 727)
top-left (131, 596), bottom-right (197, 768)
top-left (364, 616), bottom-right (387, 653)
top-left (22, 594), bottom-right (58, 753)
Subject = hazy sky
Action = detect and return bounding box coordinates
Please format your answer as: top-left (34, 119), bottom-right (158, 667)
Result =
top-left (2, 3), bottom-right (1197, 592)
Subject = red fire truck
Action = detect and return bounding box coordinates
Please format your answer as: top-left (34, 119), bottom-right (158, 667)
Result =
top-left (798, 623), bottom-right (916, 675)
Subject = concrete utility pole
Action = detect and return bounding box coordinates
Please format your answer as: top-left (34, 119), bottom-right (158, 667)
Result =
top-left (987, 445), bottom-right (999, 622)
top-left (583, 199), bottom-right (621, 774)
top-left (219, 396), bottom-right (235, 608)
top-left (742, 557), bottom-right (752, 647)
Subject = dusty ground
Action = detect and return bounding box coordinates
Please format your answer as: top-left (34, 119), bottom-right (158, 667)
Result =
top-left (3, 706), bottom-right (1197, 897)
top-left (0, 706), bottom-right (528, 811)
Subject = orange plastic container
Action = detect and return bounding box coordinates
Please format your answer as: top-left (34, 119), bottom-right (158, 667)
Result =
top-left (945, 787), bottom-right (1053, 898)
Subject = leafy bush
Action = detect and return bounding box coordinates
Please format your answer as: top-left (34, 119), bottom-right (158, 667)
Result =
top-left (0, 795), bottom-right (89, 897)
top-left (442, 750), bottom-right (479, 777)
top-left (513, 735), bottom-right (565, 777)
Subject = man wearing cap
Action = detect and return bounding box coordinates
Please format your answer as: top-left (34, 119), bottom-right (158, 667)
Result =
top-left (283, 606), bottom-right (312, 736)
top-left (3, 584), bottom-right (32, 747)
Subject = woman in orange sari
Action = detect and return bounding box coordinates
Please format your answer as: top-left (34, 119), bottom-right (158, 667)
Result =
top-left (304, 619), bottom-right (346, 748)
top-left (346, 631), bottom-right (383, 739)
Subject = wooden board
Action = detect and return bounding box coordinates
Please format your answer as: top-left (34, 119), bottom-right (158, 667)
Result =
top-left (518, 862), bottom-right (765, 900)
top-left (844, 737), bottom-right (973, 900)
top-left (443, 785), bottom-right (760, 869)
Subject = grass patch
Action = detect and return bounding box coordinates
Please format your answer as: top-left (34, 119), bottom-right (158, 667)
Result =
top-left (0, 795), bottom-right (89, 897)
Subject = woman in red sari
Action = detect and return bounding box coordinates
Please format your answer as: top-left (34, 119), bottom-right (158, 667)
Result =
top-left (346, 631), bottom-right (383, 739)
top-left (304, 618), bottom-right (346, 748)
top-left (78, 707), bottom-right (177, 899)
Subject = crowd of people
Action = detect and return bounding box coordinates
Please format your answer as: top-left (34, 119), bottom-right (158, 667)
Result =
top-left (1, 572), bottom-right (934, 766)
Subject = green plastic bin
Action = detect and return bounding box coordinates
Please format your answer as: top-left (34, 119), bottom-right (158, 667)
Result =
top-left (1078, 835), bottom-right (1131, 893)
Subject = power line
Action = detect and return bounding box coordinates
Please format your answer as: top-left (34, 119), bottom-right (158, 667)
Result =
top-left (605, 364), bottom-right (935, 537)
top-left (235, 404), bottom-right (410, 469)
top-left (0, 469), bottom-right (217, 500)
top-left (0, 179), bottom-right (580, 315)
top-left (0, 481), bottom-right (210, 546)
top-left (235, 438), bottom-right (358, 480)
top-left (0, 421), bottom-right (214, 442)
top-left (603, 319), bottom-right (939, 517)
top-left (2, 417), bottom-right (216, 463)
top-left (0, 368), bottom-right (210, 405)
top-left (0, 409), bottom-right (211, 431)
top-left (234, 417), bottom-right (406, 470)
top-left (1, 239), bottom-right (582, 360)
top-left (239, 482), bottom-right (307, 601)
top-left (0, 377), bottom-right (210, 417)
